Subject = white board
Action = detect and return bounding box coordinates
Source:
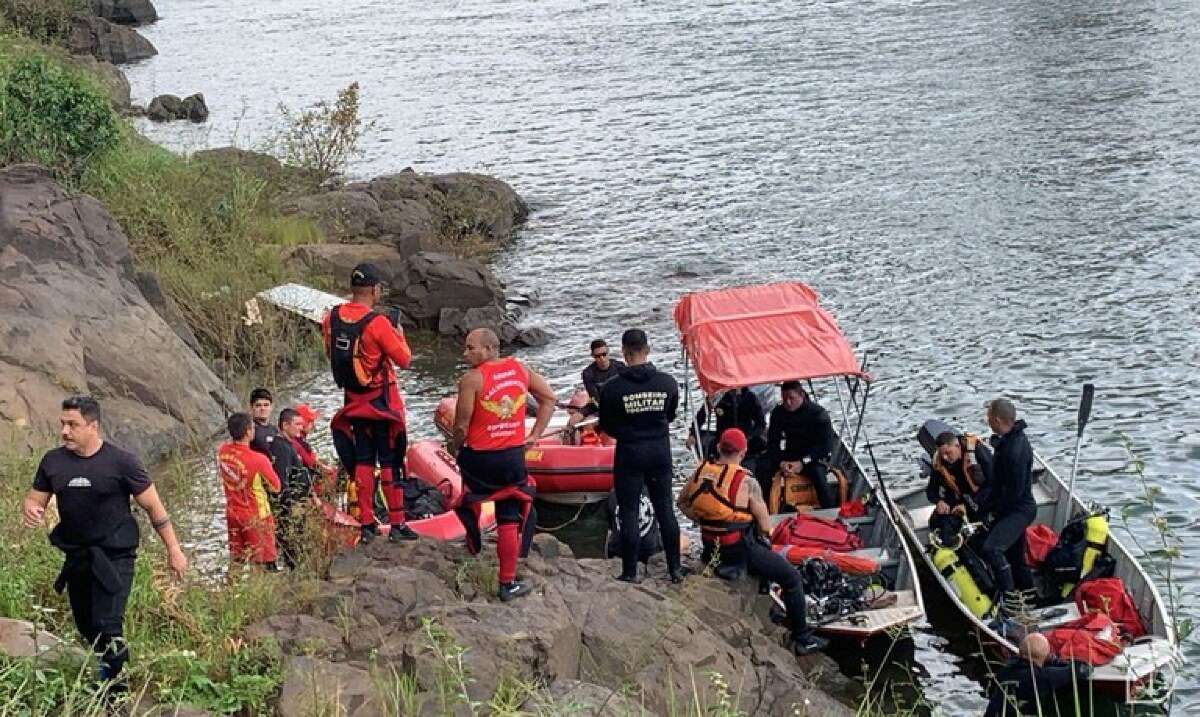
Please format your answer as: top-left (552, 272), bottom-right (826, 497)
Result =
top-left (257, 283), bottom-right (344, 324)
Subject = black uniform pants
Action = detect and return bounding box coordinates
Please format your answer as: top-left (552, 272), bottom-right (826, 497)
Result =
top-left (350, 419), bottom-right (406, 469)
top-left (803, 460), bottom-right (837, 509)
top-left (613, 442), bottom-right (679, 577)
top-left (65, 550), bottom-right (136, 680)
top-left (980, 507), bottom-right (1036, 595)
top-left (702, 535), bottom-right (811, 638)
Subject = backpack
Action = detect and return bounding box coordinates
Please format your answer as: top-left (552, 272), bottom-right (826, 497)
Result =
top-left (1075, 577), bottom-right (1146, 639)
top-left (329, 308), bottom-right (380, 392)
top-left (1045, 612), bottom-right (1124, 666)
top-left (402, 479), bottom-right (447, 520)
top-left (770, 514), bottom-right (861, 552)
top-left (1024, 524), bottom-right (1058, 568)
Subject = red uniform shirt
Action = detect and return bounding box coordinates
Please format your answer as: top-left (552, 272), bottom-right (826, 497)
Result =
top-left (321, 302), bottom-right (412, 390)
top-left (217, 441), bottom-right (281, 520)
top-left (466, 357), bottom-right (530, 451)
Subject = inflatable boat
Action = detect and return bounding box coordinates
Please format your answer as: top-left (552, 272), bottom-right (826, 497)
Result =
top-left (318, 439), bottom-right (494, 547)
top-left (434, 395), bottom-right (615, 505)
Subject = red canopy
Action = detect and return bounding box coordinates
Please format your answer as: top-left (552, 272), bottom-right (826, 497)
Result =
top-left (673, 282), bottom-right (869, 395)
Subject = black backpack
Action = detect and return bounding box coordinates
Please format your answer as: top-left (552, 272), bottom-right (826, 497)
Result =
top-left (1041, 513), bottom-right (1114, 596)
top-left (329, 309), bottom-right (379, 392)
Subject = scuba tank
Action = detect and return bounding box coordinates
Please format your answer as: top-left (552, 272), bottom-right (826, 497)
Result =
top-left (1060, 510), bottom-right (1110, 597)
top-left (930, 529), bottom-right (995, 619)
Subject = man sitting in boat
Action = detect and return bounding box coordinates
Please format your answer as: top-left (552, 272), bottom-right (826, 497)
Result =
top-left (927, 430), bottom-right (991, 521)
top-left (686, 387), bottom-right (767, 464)
top-left (677, 428), bottom-right (828, 656)
top-left (765, 382), bottom-right (837, 510)
top-left (984, 633), bottom-right (1090, 716)
top-left (977, 398), bottom-right (1037, 603)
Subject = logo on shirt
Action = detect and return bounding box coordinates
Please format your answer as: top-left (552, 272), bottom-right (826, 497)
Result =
top-left (480, 394), bottom-right (526, 420)
top-left (622, 391), bottom-right (667, 414)
top-left (67, 477), bottom-right (91, 488)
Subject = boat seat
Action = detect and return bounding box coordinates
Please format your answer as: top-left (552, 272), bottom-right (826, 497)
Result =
top-left (908, 482), bottom-right (1057, 531)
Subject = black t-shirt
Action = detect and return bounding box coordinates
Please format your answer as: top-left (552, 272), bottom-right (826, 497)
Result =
top-left (582, 359), bottom-right (627, 401)
top-left (32, 443), bottom-right (151, 548)
top-left (251, 421), bottom-right (278, 457)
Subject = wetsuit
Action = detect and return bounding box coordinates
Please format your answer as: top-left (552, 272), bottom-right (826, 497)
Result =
top-left (250, 421), bottom-right (278, 458)
top-left (984, 657), bottom-right (1090, 716)
top-left (597, 362), bottom-right (681, 579)
top-left (268, 436), bottom-right (312, 569)
top-left (457, 357), bottom-right (537, 584)
top-left (217, 441), bottom-right (281, 565)
top-left (322, 302), bottom-right (412, 530)
top-left (693, 388), bottom-right (767, 459)
top-left (978, 420), bottom-right (1037, 595)
top-left (580, 358), bottom-right (626, 416)
top-left (33, 443), bottom-right (150, 682)
top-left (766, 400), bottom-right (837, 508)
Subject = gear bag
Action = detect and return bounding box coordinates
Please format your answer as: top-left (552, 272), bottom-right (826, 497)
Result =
top-left (770, 514), bottom-right (861, 552)
top-left (1075, 577), bottom-right (1146, 639)
top-left (1045, 612), bottom-right (1124, 666)
top-left (329, 309), bottom-right (380, 393)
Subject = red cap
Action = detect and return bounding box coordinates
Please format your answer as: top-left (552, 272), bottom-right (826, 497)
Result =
top-left (717, 428), bottom-right (748, 454)
top-left (294, 404), bottom-right (321, 428)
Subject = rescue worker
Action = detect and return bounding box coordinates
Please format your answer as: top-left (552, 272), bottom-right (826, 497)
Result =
top-left (765, 382), bottom-right (837, 509)
top-left (248, 387), bottom-right (279, 457)
top-left (984, 633), bottom-right (1091, 716)
top-left (597, 328), bottom-right (683, 583)
top-left (21, 396), bottom-right (188, 689)
top-left (571, 338), bottom-right (626, 423)
top-left (217, 412), bottom-right (282, 570)
top-left (687, 387), bottom-right (766, 461)
top-left (292, 404), bottom-right (336, 490)
top-left (927, 430), bottom-right (992, 520)
top-left (448, 328), bottom-right (556, 601)
top-left (322, 262), bottom-right (418, 543)
top-left (270, 408), bottom-right (315, 569)
top-left (677, 428), bottom-right (828, 656)
top-left (978, 398), bottom-right (1037, 599)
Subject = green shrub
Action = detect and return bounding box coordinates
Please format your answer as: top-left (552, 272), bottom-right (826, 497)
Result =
top-left (0, 0), bottom-right (84, 44)
top-left (0, 46), bottom-right (119, 176)
top-left (275, 82), bottom-right (373, 187)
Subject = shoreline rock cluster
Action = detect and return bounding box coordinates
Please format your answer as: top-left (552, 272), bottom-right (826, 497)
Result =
top-left (249, 535), bottom-right (856, 716)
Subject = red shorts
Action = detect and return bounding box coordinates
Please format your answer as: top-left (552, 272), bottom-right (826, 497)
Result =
top-left (227, 514), bottom-right (278, 564)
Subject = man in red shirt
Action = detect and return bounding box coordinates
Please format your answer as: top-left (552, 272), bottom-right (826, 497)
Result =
top-left (321, 263), bottom-right (418, 543)
top-left (217, 412), bottom-right (282, 569)
top-left (448, 328), bottom-right (556, 601)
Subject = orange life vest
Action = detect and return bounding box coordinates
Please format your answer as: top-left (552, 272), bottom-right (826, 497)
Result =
top-left (466, 357), bottom-right (529, 451)
top-left (932, 433), bottom-right (982, 499)
top-left (768, 462), bottom-right (849, 513)
top-left (682, 461), bottom-right (755, 535)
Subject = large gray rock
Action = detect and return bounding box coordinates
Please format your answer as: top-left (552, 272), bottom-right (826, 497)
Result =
top-left (390, 251), bottom-right (504, 327)
top-left (0, 164), bottom-right (237, 459)
top-left (278, 656), bottom-right (383, 717)
top-left (68, 14), bottom-right (157, 65)
top-left (244, 614), bottom-right (346, 661)
top-left (281, 243), bottom-right (410, 292)
top-left (90, 0), bottom-right (158, 26)
top-left (0, 618), bottom-right (79, 660)
top-left (146, 93), bottom-right (206, 123)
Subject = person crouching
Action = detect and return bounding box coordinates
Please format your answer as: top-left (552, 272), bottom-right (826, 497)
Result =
top-left (217, 412), bottom-right (283, 571)
top-left (677, 428), bottom-right (829, 656)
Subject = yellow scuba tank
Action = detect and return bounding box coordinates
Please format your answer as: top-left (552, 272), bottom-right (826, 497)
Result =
top-left (932, 540), bottom-right (994, 619)
top-left (1061, 512), bottom-right (1110, 597)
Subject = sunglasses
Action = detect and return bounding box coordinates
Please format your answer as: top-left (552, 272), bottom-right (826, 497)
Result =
top-left (592, 351), bottom-right (608, 358)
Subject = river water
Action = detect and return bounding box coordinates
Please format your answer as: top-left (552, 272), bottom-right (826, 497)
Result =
top-left (127, 0), bottom-right (1200, 712)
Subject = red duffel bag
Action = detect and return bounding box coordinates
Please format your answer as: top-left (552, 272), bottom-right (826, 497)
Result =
top-left (1076, 577), bottom-right (1146, 639)
top-left (1045, 613), bottom-right (1124, 666)
top-left (770, 514), bottom-right (861, 552)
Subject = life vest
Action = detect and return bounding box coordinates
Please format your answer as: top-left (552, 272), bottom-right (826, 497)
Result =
top-left (1045, 613), bottom-right (1124, 666)
top-left (682, 462), bottom-right (754, 535)
top-left (329, 307), bottom-right (381, 393)
top-left (773, 544), bottom-right (879, 575)
top-left (466, 357), bottom-right (529, 451)
top-left (768, 463), bottom-right (849, 513)
top-left (1075, 577), bottom-right (1146, 639)
top-left (769, 514), bottom-right (861, 552)
top-left (931, 433), bottom-right (982, 499)
top-left (1023, 524), bottom-right (1058, 568)
top-left (1043, 510), bottom-right (1110, 597)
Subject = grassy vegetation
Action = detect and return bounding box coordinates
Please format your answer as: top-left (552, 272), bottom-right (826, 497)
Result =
top-left (0, 0), bottom-right (85, 45)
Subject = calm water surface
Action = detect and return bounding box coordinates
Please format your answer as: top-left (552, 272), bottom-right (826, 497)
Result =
top-left (129, 1), bottom-right (1200, 711)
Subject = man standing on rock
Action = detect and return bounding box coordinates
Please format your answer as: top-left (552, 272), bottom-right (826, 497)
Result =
top-left (322, 262), bottom-right (418, 543)
top-left (21, 396), bottom-right (188, 691)
top-left (448, 328), bottom-right (556, 601)
top-left (598, 328), bottom-right (683, 583)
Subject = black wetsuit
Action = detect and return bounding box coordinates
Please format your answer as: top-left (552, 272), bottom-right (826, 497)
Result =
top-left (979, 420), bottom-right (1037, 594)
top-left (251, 421), bottom-right (279, 458)
top-left (984, 657), bottom-right (1090, 716)
top-left (693, 388), bottom-right (767, 458)
top-left (703, 531), bottom-right (814, 643)
top-left (580, 359), bottom-right (626, 416)
top-left (33, 443), bottom-right (152, 681)
top-left (597, 362), bottom-right (680, 578)
top-left (267, 436), bottom-right (312, 569)
top-left (766, 399), bottom-right (837, 508)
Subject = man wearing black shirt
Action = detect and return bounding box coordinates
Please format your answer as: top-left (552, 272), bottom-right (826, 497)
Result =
top-left (979, 398), bottom-right (1037, 597)
top-left (582, 339), bottom-right (626, 403)
top-left (249, 387), bottom-right (279, 457)
top-left (985, 633), bottom-right (1090, 716)
top-left (688, 387), bottom-right (766, 459)
top-left (270, 408), bottom-right (313, 569)
top-left (21, 396), bottom-right (187, 688)
top-left (598, 329), bottom-right (682, 583)
top-left (765, 382), bottom-right (837, 508)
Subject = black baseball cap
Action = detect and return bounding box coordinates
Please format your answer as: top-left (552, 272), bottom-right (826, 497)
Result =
top-left (350, 262), bottom-right (381, 287)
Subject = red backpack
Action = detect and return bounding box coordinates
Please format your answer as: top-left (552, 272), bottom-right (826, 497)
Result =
top-left (1024, 524), bottom-right (1058, 568)
top-left (1045, 613), bottom-right (1124, 666)
top-left (1075, 577), bottom-right (1146, 639)
top-left (770, 514), bottom-right (861, 552)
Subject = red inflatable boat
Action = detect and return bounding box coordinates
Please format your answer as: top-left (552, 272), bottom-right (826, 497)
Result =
top-left (434, 395), bottom-right (615, 504)
top-left (319, 439), bottom-right (494, 547)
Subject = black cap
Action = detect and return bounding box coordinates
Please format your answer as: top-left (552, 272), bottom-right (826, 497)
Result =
top-left (350, 262), bottom-right (381, 287)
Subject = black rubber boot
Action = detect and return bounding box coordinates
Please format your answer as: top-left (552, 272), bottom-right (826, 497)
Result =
top-left (498, 581), bottom-right (531, 602)
top-left (389, 524), bottom-right (419, 542)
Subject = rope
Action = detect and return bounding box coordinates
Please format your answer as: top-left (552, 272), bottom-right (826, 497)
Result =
top-left (535, 501), bottom-right (589, 532)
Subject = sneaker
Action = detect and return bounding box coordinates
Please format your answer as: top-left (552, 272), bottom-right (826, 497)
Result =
top-left (615, 572), bottom-right (642, 584)
top-left (498, 580), bottom-right (531, 602)
top-left (360, 524), bottom-right (379, 544)
top-left (389, 524), bottom-right (419, 542)
top-left (791, 633), bottom-right (830, 656)
top-left (264, 562), bottom-right (282, 573)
